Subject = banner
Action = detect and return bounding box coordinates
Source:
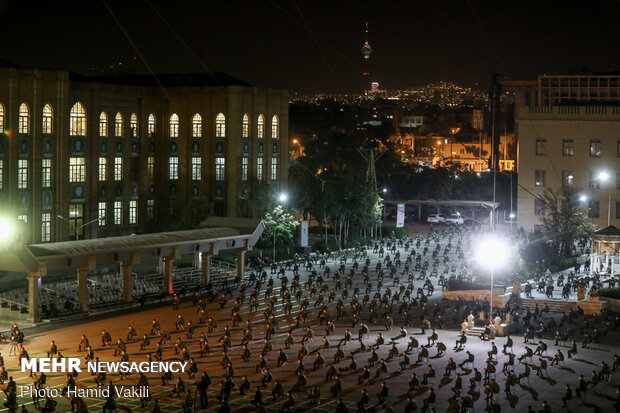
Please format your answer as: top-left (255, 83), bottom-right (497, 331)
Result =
top-left (300, 220), bottom-right (309, 247)
top-left (396, 203), bottom-right (405, 228)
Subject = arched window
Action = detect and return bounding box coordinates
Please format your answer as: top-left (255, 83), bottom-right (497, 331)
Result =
top-left (215, 113), bottom-right (226, 138)
top-left (257, 114), bottom-right (264, 139)
top-left (114, 112), bottom-right (123, 137)
top-left (169, 114), bottom-right (179, 138)
top-left (0, 103), bottom-right (4, 132)
top-left (18, 103), bottom-right (30, 134)
top-left (99, 112), bottom-right (108, 137)
top-left (42, 104), bottom-right (53, 134)
top-left (271, 115), bottom-right (279, 139)
top-left (69, 102), bottom-right (87, 136)
top-left (130, 113), bottom-right (138, 137)
top-left (192, 113), bottom-right (202, 138)
top-left (242, 114), bottom-right (249, 138)
top-left (148, 114), bottom-right (156, 135)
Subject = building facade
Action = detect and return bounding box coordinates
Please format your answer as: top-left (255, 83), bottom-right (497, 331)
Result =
top-left (0, 68), bottom-right (288, 243)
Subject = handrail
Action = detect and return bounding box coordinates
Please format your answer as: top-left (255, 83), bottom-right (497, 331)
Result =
top-left (0, 297), bottom-right (28, 310)
top-left (211, 259), bottom-right (236, 271)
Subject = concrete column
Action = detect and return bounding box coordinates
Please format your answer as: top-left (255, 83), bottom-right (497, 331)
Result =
top-left (237, 248), bottom-right (246, 278)
top-left (77, 268), bottom-right (89, 313)
top-left (121, 262), bottom-right (133, 303)
top-left (27, 272), bottom-right (41, 322)
top-left (590, 253), bottom-right (596, 276)
top-left (201, 253), bottom-right (211, 284)
top-left (163, 257), bottom-right (174, 294)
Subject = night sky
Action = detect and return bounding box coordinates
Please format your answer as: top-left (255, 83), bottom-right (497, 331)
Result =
top-left (1, 0), bottom-right (619, 94)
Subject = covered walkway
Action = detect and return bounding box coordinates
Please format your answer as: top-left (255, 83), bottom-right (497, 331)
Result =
top-left (0, 217), bottom-right (264, 322)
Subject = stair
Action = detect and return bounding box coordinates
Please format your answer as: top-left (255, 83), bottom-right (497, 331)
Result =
top-left (465, 326), bottom-right (486, 337)
top-left (519, 298), bottom-right (580, 313)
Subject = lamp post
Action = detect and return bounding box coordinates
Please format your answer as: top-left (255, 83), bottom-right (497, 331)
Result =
top-left (475, 236), bottom-right (508, 322)
top-left (57, 215), bottom-right (99, 241)
top-left (273, 193), bottom-right (288, 262)
top-left (599, 172), bottom-right (611, 226)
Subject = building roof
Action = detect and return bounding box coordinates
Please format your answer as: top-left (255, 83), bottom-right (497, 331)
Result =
top-left (594, 225), bottom-right (620, 237)
top-left (69, 72), bottom-right (251, 87)
top-left (384, 199), bottom-right (499, 209)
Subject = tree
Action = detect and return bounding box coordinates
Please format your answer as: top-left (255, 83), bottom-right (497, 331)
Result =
top-left (256, 205), bottom-right (300, 253)
top-left (238, 181), bottom-right (273, 218)
top-left (169, 199), bottom-right (211, 231)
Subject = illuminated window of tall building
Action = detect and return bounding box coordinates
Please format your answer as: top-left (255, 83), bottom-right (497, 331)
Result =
top-left (69, 204), bottom-right (84, 236)
top-left (18, 215), bottom-right (28, 224)
top-left (257, 114), bottom-right (264, 138)
top-left (114, 157), bottom-right (123, 181)
top-left (147, 199), bottom-right (155, 222)
top-left (215, 113), bottom-right (226, 138)
top-left (42, 159), bottom-right (51, 188)
top-left (191, 157), bottom-right (201, 180)
top-left (114, 201), bottom-right (122, 225)
top-left (242, 114), bottom-right (249, 138)
top-left (215, 157), bottom-right (225, 181)
top-left (99, 112), bottom-right (108, 137)
top-left (0, 159), bottom-right (3, 189)
top-left (271, 157), bottom-right (278, 180)
top-left (98, 202), bottom-right (106, 226)
top-left (41, 213), bottom-right (51, 242)
top-left (69, 102), bottom-right (87, 136)
top-left (129, 200), bottom-right (137, 224)
top-left (42, 104), bottom-right (53, 134)
top-left (18, 159), bottom-right (29, 188)
top-left (169, 156), bottom-right (179, 180)
top-left (115, 112), bottom-right (123, 137)
top-left (242, 157), bottom-right (248, 181)
top-left (256, 157), bottom-right (263, 181)
top-left (271, 115), bottom-right (279, 139)
top-left (147, 156), bottom-right (155, 180)
top-left (148, 114), bottom-right (156, 135)
top-left (0, 103), bottom-right (4, 132)
top-left (69, 157), bottom-right (86, 182)
top-left (192, 113), bottom-right (202, 138)
top-left (169, 113), bottom-right (179, 138)
top-left (18, 103), bottom-right (30, 134)
top-left (98, 157), bottom-right (107, 181)
top-left (130, 113), bottom-right (138, 137)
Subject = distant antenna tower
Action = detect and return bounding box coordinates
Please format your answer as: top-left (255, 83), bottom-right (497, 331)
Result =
top-left (361, 22), bottom-right (372, 60)
top-left (361, 22), bottom-right (373, 94)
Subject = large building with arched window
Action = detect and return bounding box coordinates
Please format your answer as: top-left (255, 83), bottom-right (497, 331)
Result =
top-left (0, 67), bottom-right (288, 243)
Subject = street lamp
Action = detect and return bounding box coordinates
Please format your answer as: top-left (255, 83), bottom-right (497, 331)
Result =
top-left (579, 195), bottom-right (588, 203)
top-left (475, 236), bottom-right (508, 322)
top-left (57, 215), bottom-right (100, 241)
top-left (273, 193), bottom-right (288, 262)
top-left (599, 172), bottom-right (611, 226)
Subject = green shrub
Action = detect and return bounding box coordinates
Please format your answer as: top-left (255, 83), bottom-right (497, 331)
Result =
top-left (599, 287), bottom-right (620, 299)
top-left (381, 226), bottom-right (410, 239)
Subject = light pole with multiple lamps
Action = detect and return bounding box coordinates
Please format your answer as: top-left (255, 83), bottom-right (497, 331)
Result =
top-left (475, 236), bottom-right (508, 323)
top-left (57, 215), bottom-right (100, 241)
top-left (272, 193), bottom-right (288, 262)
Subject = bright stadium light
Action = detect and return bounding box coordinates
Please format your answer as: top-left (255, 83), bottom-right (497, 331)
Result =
top-left (278, 193), bottom-right (288, 203)
top-left (476, 236), bottom-right (508, 270)
top-left (0, 218), bottom-right (12, 241)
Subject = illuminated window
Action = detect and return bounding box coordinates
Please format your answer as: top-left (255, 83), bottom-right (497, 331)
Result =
top-left (0, 103), bottom-right (4, 131)
top-left (98, 157), bottom-right (107, 181)
top-left (42, 159), bottom-right (51, 188)
top-left (215, 157), bottom-right (225, 181)
top-left (147, 156), bottom-right (155, 180)
top-left (588, 201), bottom-right (600, 218)
top-left (590, 140), bottom-right (601, 157)
top-left (18, 159), bottom-right (28, 188)
top-left (0, 159), bottom-right (3, 189)
top-left (169, 113), bottom-right (179, 138)
top-left (192, 113), bottom-right (202, 138)
top-left (41, 213), bottom-right (51, 242)
top-left (215, 113), bottom-right (226, 138)
top-left (129, 200), bottom-right (137, 224)
top-left (148, 114), bottom-right (156, 135)
top-left (114, 112), bottom-right (123, 137)
top-left (562, 139), bottom-right (573, 157)
top-left (99, 112), bottom-right (108, 137)
top-left (534, 198), bottom-right (545, 216)
top-left (271, 115), bottom-right (279, 139)
top-left (169, 156), bottom-right (179, 180)
top-left (69, 204), bottom-right (84, 236)
top-left (130, 113), bottom-right (138, 137)
top-left (114, 157), bottom-right (123, 181)
top-left (271, 157), bottom-right (278, 180)
top-left (147, 199), bottom-right (155, 222)
top-left (589, 172), bottom-right (600, 189)
top-left (191, 157), bottom-right (201, 180)
top-left (534, 170), bottom-right (545, 187)
top-left (98, 202), bottom-right (106, 226)
top-left (114, 201), bottom-right (122, 225)
top-left (69, 102), bottom-right (87, 136)
top-left (257, 114), bottom-right (264, 138)
top-left (18, 215), bottom-right (28, 224)
top-left (19, 103), bottom-right (30, 134)
top-left (69, 157), bottom-right (86, 182)
top-left (242, 157), bottom-right (248, 181)
top-left (242, 114), bottom-right (249, 138)
top-left (42, 104), bottom-right (53, 134)
top-left (256, 157), bottom-right (263, 181)
top-left (535, 138), bottom-right (546, 155)
top-left (562, 171), bottom-right (573, 188)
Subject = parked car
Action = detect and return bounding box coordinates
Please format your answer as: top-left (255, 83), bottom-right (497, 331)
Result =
top-left (426, 214), bottom-right (445, 224)
top-left (445, 213), bottom-right (464, 225)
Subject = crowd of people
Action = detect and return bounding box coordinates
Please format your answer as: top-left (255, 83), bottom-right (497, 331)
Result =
top-left (2, 226), bottom-right (619, 412)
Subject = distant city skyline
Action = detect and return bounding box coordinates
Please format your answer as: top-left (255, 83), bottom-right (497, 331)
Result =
top-left (0, 1), bottom-right (619, 94)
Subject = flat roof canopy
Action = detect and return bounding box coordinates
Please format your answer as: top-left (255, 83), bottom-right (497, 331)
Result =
top-left (0, 218), bottom-right (264, 273)
top-left (383, 199), bottom-right (499, 209)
